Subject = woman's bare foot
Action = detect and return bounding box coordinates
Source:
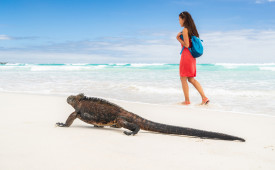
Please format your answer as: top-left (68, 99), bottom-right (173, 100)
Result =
top-left (201, 97), bottom-right (209, 105)
top-left (179, 101), bottom-right (191, 105)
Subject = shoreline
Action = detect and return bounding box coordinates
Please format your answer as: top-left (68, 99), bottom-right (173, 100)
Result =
top-left (1, 90), bottom-right (275, 118)
top-left (0, 92), bottom-right (275, 169)
top-left (1, 63), bottom-right (275, 116)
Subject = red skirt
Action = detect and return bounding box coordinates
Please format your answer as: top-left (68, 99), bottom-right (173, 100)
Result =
top-left (179, 47), bottom-right (196, 77)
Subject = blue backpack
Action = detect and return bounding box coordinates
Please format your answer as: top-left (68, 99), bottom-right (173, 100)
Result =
top-left (180, 34), bottom-right (203, 58)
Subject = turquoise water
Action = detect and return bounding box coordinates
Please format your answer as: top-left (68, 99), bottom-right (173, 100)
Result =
top-left (1, 63), bottom-right (275, 116)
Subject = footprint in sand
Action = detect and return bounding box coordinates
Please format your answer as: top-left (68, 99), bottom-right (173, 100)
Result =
top-left (264, 145), bottom-right (274, 151)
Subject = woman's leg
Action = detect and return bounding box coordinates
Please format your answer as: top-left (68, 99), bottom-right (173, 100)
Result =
top-left (180, 76), bottom-right (190, 103)
top-left (187, 77), bottom-right (208, 103)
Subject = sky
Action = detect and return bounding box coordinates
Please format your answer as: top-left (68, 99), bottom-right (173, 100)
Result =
top-left (0, 0), bottom-right (275, 64)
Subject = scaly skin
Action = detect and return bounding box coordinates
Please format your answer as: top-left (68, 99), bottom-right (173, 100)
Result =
top-left (56, 93), bottom-right (245, 142)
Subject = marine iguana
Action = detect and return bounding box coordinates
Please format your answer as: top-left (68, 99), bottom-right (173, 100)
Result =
top-left (56, 93), bottom-right (245, 142)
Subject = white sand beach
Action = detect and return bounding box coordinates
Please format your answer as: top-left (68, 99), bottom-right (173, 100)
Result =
top-left (0, 92), bottom-right (275, 170)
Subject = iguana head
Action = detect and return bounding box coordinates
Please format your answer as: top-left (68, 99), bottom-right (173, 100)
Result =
top-left (67, 93), bottom-right (85, 108)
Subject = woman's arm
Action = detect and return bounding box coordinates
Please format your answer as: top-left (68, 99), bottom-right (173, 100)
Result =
top-left (176, 28), bottom-right (189, 48)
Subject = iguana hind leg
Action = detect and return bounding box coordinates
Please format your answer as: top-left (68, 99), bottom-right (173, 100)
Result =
top-left (56, 111), bottom-right (78, 127)
top-left (117, 116), bottom-right (140, 136)
top-left (110, 124), bottom-right (121, 128)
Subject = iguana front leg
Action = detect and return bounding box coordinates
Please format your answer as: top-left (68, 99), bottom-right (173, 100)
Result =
top-left (56, 111), bottom-right (78, 127)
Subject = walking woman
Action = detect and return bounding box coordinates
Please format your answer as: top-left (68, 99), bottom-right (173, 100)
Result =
top-left (176, 11), bottom-right (209, 105)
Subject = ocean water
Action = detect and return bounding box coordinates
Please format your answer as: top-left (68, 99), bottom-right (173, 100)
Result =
top-left (1, 63), bottom-right (275, 116)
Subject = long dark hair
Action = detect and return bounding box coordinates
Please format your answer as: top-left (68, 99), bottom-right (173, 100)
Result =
top-left (179, 11), bottom-right (199, 38)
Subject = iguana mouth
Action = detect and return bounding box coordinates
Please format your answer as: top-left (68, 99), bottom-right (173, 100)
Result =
top-left (67, 95), bottom-right (75, 104)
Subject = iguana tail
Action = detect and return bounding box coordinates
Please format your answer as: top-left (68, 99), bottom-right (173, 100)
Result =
top-left (137, 118), bottom-right (245, 142)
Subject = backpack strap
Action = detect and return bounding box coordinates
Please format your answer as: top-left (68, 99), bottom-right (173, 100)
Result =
top-left (180, 47), bottom-right (184, 55)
